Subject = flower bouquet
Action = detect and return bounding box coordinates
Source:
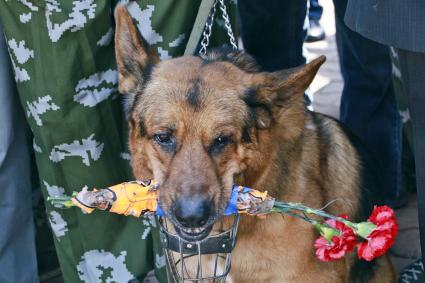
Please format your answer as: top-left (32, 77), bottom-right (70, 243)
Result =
top-left (48, 180), bottom-right (398, 262)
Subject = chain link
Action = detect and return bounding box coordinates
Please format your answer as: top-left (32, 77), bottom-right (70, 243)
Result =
top-left (218, 0), bottom-right (238, 50)
top-left (199, 0), bottom-right (237, 57)
top-left (199, 0), bottom-right (217, 56)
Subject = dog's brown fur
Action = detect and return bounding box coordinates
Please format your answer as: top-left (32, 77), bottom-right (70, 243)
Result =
top-left (114, 5), bottom-right (396, 282)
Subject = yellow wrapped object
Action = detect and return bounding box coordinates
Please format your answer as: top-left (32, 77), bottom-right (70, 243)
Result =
top-left (50, 181), bottom-right (276, 217)
top-left (235, 186), bottom-right (275, 215)
top-left (109, 181), bottom-right (158, 216)
top-left (71, 180), bottom-right (158, 217)
top-left (72, 189), bottom-right (97, 214)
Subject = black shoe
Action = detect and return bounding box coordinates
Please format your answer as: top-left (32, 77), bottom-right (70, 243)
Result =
top-left (306, 20), bottom-right (325, 43)
top-left (399, 258), bottom-right (424, 282)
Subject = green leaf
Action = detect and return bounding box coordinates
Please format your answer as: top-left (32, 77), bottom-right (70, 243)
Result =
top-left (315, 223), bottom-right (340, 241)
top-left (355, 221), bottom-right (376, 238)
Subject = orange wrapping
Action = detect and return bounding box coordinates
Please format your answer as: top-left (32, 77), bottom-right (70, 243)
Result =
top-left (71, 180), bottom-right (158, 217)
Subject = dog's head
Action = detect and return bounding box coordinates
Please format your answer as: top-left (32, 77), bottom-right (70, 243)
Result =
top-left (115, 5), bottom-right (325, 241)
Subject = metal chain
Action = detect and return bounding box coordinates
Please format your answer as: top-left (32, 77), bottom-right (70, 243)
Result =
top-left (199, 0), bottom-right (237, 56)
top-left (218, 0), bottom-right (238, 50)
top-left (199, 0), bottom-right (217, 56)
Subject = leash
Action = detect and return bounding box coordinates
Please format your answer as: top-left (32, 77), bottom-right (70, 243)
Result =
top-left (184, 0), bottom-right (237, 57)
top-left (184, 0), bottom-right (215, 56)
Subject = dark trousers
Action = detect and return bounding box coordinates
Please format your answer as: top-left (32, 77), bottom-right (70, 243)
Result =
top-left (333, 0), bottom-right (402, 204)
top-left (397, 49), bottom-right (425, 264)
top-left (309, 0), bottom-right (323, 21)
top-left (237, 0), bottom-right (307, 71)
top-left (0, 22), bottom-right (38, 283)
top-left (239, 0), bottom-right (402, 205)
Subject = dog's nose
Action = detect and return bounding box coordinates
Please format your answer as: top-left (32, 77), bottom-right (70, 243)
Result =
top-left (173, 196), bottom-right (212, 228)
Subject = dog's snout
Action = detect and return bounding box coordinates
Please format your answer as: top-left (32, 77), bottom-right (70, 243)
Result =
top-left (174, 196), bottom-right (212, 228)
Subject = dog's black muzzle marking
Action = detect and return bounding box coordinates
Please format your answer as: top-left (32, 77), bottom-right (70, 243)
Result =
top-left (167, 195), bottom-right (218, 242)
top-left (173, 196), bottom-right (213, 228)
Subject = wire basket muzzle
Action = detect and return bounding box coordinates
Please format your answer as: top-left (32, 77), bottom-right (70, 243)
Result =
top-left (158, 215), bottom-right (240, 283)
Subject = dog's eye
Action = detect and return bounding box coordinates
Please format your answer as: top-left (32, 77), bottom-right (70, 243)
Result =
top-left (154, 133), bottom-right (176, 152)
top-left (209, 135), bottom-right (232, 155)
top-left (155, 133), bottom-right (171, 143)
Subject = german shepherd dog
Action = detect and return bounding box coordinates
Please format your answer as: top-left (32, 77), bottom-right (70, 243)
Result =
top-left (114, 5), bottom-right (396, 282)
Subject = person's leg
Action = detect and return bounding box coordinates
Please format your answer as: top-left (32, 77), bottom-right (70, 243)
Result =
top-left (306, 0), bottom-right (325, 42)
top-left (333, 0), bottom-right (402, 205)
top-left (0, 22), bottom-right (38, 283)
top-left (238, 0), bottom-right (307, 71)
top-left (308, 0), bottom-right (323, 21)
top-left (237, 0), bottom-right (312, 107)
top-left (397, 48), bottom-right (425, 267)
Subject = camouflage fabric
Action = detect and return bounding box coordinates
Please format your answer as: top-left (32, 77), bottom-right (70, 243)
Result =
top-left (0, 1), bottom-right (236, 282)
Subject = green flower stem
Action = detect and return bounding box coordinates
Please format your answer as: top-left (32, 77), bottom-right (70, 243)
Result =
top-left (47, 192), bottom-right (77, 208)
top-left (271, 200), bottom-right (370, 239)
top-left (48, 190), bottom-right (373, 240)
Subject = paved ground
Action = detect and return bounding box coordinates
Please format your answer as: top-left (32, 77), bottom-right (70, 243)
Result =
top-left (307, 2), bottom-right (421, 273)
top-left (307, 0), bottom-right (342, 117)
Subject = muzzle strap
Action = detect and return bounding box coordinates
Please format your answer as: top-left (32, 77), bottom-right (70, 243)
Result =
top-left (160, 228), bottom-right (236, 255)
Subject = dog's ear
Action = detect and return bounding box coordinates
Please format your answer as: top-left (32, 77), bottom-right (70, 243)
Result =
top-left (248, 56), bottom-right (325, 128)
top-left (114, 4), bottom-right (159, 108)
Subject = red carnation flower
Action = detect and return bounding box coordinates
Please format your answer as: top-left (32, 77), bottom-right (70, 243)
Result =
top-left (314, 215), bottom-right (356, 262)
top-left (357, 206), bottom-right (398, 261)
